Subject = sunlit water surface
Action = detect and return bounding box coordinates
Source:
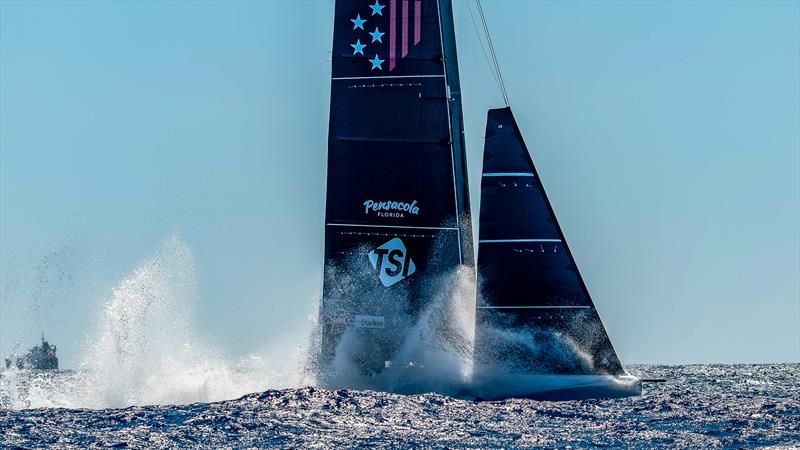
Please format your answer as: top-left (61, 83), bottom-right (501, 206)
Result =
top-left (0, 364), bottom-right (797, 448)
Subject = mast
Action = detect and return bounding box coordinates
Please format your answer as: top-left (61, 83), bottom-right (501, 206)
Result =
top-left (438, 0), bottom-right (472, 264)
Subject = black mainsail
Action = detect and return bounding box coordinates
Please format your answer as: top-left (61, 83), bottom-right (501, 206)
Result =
top-left (319, 0), bottom-right (472, 378)
top-left (474, 107), bottom-right (640, 399)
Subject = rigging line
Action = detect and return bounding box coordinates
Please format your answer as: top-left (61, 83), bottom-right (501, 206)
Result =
top-left (476, 0), bottom-right (509, 107)
top-left (466, 0), bottom-right (504, 104)
top-left (477, 0), bottom-right (508, 106)
top-left (476, 0), bottom-right (508, 106)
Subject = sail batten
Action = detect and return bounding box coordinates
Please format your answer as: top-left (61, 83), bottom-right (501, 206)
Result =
top-left (480, 239), bottom-right (562, 243)
top-left (483, 172), bottom-right (534, 177)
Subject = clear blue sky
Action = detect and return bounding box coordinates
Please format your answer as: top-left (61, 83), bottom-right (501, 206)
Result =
top-left (1, 1), bottom-right (798, 368)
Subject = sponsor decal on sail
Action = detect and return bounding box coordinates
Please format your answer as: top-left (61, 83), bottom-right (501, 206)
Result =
top-left (363, 199), bottom-right (419, 218)
top-left (354, 315), bottom-right (386, 329)
top-left (368, 237), bottom-right (416, 287)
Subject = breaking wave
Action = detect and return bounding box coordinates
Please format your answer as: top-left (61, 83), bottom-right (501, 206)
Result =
top-left (1, 233), bottom-right (308, 409)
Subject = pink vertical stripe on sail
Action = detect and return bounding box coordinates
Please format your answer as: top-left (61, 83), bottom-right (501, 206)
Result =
top-left (389, 0), bottom-right (396, 70)
top-left (402, 0), bottom-right (409, 57)
top-left (414, 0), bottom-right (421, 45)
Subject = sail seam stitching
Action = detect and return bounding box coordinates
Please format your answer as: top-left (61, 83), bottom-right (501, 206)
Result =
top-left (332, 74), bottom-right (445, 80)
top-left (327, 223), bottom-right (460, 231)
top-left (477, 306), bottom-right (592, 309)
top-left (479, 239), bottom-right (561, 243)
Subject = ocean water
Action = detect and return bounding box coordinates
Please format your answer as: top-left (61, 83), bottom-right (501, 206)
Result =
top-left (0, 364), bottom-right (798, 448)
top-left (2, 236), bottom-right (798, 448)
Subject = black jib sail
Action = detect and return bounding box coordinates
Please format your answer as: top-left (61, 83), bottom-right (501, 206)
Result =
top-left (474, 107), bottom-right (628, 380)
top-left (318, 0), bottom-right (472, 378)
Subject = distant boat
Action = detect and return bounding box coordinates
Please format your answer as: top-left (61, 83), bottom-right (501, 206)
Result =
top-left (5, 334), bottom-right (59, 371)
top-left (317, 0), bottom-right (641, 399)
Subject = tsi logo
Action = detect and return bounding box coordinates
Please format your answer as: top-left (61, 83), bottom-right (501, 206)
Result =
top-left (368, 238), bottom-right (416, 287)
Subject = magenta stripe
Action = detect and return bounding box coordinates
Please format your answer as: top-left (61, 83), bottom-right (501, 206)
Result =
top-left (414, 0), bottom-right (421, 44)
top-left (389, 0), bottom-right (396, 70)
top-left (402, 0), bottom-right (409, 57)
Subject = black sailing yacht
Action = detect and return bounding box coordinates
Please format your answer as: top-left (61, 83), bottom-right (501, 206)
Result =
top-left (317, 0), bottom-right (641, 399)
